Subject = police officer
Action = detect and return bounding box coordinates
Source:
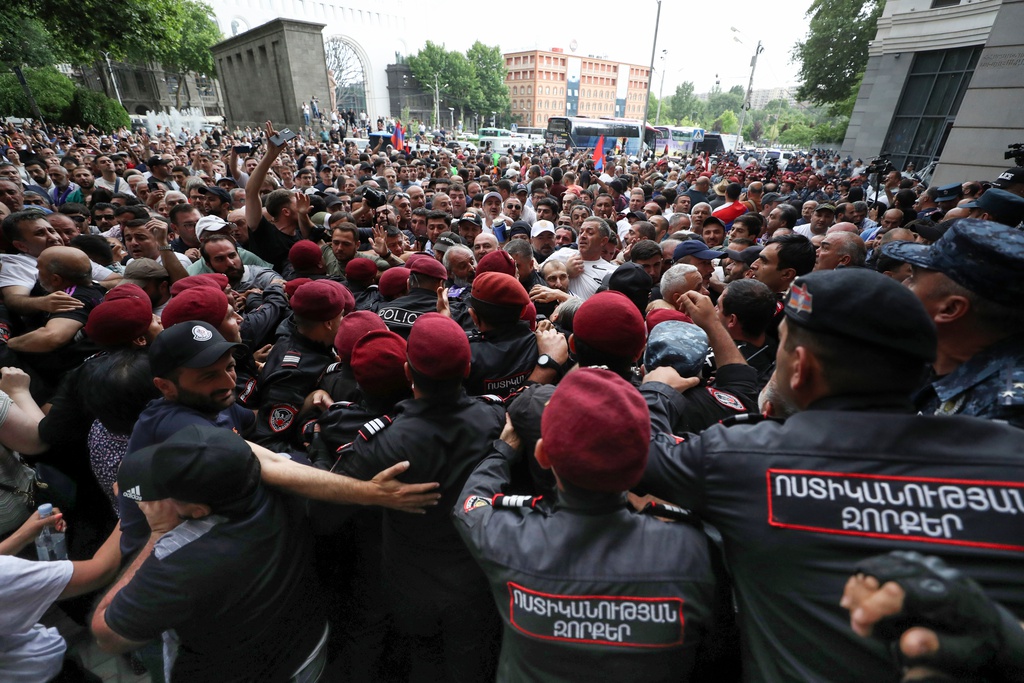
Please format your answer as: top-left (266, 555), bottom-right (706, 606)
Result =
top-left (454, 368), bottom-right (736, 682)
top-left (376, 255), bottom-right (445, 338)
top-left (640, 268), bottom-right (1024, 682)
top-left (883, 218), bottom-right (1024, 428)
top-left (249, 280), bottom-right (350, 452)
top-left (334, 313), bottom-right (505, 681)
top-left (465, 271), bottom-right (538, 399)
top-left (317, 310), bottom-right (388, 405)
top-left (343, 257), bottom-right (383, 312)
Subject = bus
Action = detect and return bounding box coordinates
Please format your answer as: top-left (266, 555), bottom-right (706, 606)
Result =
top-left (545, 117), bottom-right (658, 157)
top-left (477, 127), bottom-right (517, 154)
top-left (511, 126), bottom-right (545, 148)
top-left (653, 126), bottom-right (705, 157)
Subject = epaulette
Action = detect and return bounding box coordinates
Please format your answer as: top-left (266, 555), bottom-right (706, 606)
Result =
top-left (357, 415), bottom-right (392, 440)
top-left (477, 393), bottom-right (505, 405)
top-left (639, 501), bottom-right (701, 526)
top-left (718, 413), bottom-right (785, 428)
top-left (281, 349), bottom-right (301, 369)
top-left (323, 362), bottom-right (344, 375)
top-left (492, 493), bottom-right (544, 509)
top-left (467, 330), bottom-right (484, 342)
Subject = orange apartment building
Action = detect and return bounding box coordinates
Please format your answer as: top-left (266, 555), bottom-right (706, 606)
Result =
top-left (503, 48), bottom-right (651, 128)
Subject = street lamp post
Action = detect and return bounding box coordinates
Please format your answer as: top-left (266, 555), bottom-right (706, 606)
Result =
top-left (730, 29), bottom-right (763, 151)
top-left (448, 107), bottom-right (454, 130)
top-left (433, 74), bottom-right (448, 129)
top-left (655, 49), bottom-right (667, 125)
top-left (101, 51), bottom-right (123, 107)
top-left (640, 0), bottom-right (662, 157)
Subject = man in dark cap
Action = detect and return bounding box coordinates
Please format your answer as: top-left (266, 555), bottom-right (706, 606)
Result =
top-left (962, 187), bottom-right (1024, 228)
top-left (465, 272), bottom-right (538, 398)
top-left (145, 155), bottom-right (179, 192)
top-left (453, 368), bottom-right (736, 681)
top-left (992, 166), bottom-right (1024, 198)
top-left (932, 182), bottom-right (963, 215)
top-left (673, 240), bottom-right (724, 296)
top-left (249, 279), bottom-right (352, 452)
top-left (197, 185), bottom-right (232, 220)
top-left (377, 254), bottom-right (447, 338)
top-left (640, 268), bottom-right (1024, 682)
top-left (883, 218), bottom-right (1024, 428)
top-left (93, 424), bottom-right (329, 682)
top-left (334, 313), bottom-right (506, 681)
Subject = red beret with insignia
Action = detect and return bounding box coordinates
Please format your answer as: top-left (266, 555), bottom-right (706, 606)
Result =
top-left (377, 267), bottom-right (410, 299)
top-left (169, 273), bottom-right (229, 297)
top-left (291, 280), bottom-right (353, 321)
top-left (470, 272), bottom-right (530, 309)
top-left (475, 250), bottom-right (516, 277)
top-left (345, 258), bottom-right (378, 284)
top-left (541, 368), bottom-right (650, 492)
top-left (573, 291), bottom-right (646, 361)
top-left (334, 310), bottom-right (388, 364)
top-left (350, 329), bottom-right (409, 396)
top-left (162, 286), bottom-right (229, 329)
top-left (407, 312), bottom-right (470, 380)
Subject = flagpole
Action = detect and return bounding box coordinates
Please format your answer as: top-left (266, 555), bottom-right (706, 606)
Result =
top-left (640, 0), bottom-right (662, 160)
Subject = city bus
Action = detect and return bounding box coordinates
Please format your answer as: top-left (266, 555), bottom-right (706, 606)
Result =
top-left (653, 126), bottom-right (705, 157)
top-left (511, 126), bottom-right (546, 148)
top-left (545, 117), bottom-right (658, 157)
top-left (477, 127), bottom-right (517, 154)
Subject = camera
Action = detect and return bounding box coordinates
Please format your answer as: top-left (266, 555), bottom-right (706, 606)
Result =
top-left (1005, 143), bottom-right (1024, 165)
top-left (363, 187), bottom-right (387, 209)
top-left (864, 157), bottom-right (895, 175)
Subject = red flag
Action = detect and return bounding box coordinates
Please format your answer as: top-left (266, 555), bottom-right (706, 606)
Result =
top-left (593, 135), bottom-right (605, 170)
top-left (392, 120), bottom-right (404, 149)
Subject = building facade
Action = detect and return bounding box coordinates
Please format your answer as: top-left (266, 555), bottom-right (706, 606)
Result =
top-left (75, 63), bottom-right (223, 118)
top-left (504, 49), bottom-right (651, 128)
top-left (204, 0), bottom-right (414, 121)
top-left (842, 0), bottom-right (1024, 184)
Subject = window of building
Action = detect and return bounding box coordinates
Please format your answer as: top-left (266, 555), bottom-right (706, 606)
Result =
top-left (882, 45), bottom-right (982, 173)
top-left (135, 72), bottom-right (147, 94)
top-left (930, 0), bottom-right (960, 7)
top-left (527, 86), bottom-right (532, 95)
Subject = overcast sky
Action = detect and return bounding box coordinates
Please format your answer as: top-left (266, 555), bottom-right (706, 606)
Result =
top-left (422, 0), bottom-right (814, 96)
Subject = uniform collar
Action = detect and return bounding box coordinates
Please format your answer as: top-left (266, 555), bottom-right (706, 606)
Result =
top-left (929, 336), bottom-right (1024, 402)
top-left (555, 482), bottom-right (630, 513)
top-left (804, 393), bottom-right (915, 413)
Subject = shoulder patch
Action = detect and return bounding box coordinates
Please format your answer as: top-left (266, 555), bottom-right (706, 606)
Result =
top-left (707, 387), bottom-right (746, 411)
top-left (478, 393), bottom-right (505, 405)
top-left (463, 494), bottom-right (491, 513)
top-left (238, 377), bottom-right (258, 404)
top-left (640, 501), bottom-right (700, 526)
top-left (269, 404), bottom-right (297, 432)
top-left (281, 350), bottom-right (301, 368)
top-left (358, 415), bottom-right (393, 440)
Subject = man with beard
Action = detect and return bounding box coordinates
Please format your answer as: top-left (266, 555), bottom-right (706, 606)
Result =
top-left (200, 234), bottom-right (283, 292)
top-left (444, 244), bottom-right (476, 294)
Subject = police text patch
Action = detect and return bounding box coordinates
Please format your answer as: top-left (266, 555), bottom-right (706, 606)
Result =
top-left (507, 583), bottom-right (684, 648)
top-left (767, 469), bottom-right (1024, 552)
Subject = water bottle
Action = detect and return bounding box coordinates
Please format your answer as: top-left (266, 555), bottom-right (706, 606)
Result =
top-left (35, 504), bottom-right (67, 561)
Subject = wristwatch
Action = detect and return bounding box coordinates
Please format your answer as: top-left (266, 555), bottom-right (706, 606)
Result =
top-left (536, 354), bottom-right (566, 378)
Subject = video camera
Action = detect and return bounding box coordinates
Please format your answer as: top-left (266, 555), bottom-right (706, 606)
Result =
top-left (363, 187), bottom-right (388, 209)
top-left (1004, 143), bottom-right (1024, 166)
top-left (864, 157), bottom-right (895, 175)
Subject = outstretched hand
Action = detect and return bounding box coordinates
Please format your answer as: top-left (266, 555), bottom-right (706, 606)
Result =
top-left (368, 461), bottom-right (441, 514)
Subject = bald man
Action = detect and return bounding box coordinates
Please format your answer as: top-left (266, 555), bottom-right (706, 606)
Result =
top-left (814, 231), bottom-right (866, 271)
top-left (826, 222), bottom-right (860, 234)
top-left (473, 232), bottom-right (499, 261)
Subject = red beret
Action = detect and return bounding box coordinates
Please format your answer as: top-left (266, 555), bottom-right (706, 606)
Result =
top-left (522, 300), bottom-right (537, 331)
top-left (573, 291), bottom-right (646, 361)
top-left (345, 258), bottom-right (378, 283)
top-left (169, 273), bottom-right (229, 297)
top-left (291, 280), bottom-right (352, 321)
top-left (407, 312), bottom-right (470, 380)
top-left (645, 308), bottom-right (694, 334)
top-left (541, 368), bottom-right (650, 492)
top-left (285, 277), bottom-right (312, 298)
top-left (476, 250), bottom-right (516, 276)
top-left (104, 283), bottom-right (150, 303)
top-left (334, 310), bottom-right (387, 364)
top-left (403, 253), bottom-right (431, 270)
top-left (162, 286), bottom-right (229, 328)
top-left (288, 240), bottom-right (323, 272)
top-left (350, 329), bottom-right (409, 396)
top-left (408, 254), bottom-right (448, 280)
top-left (378, 267), bottom-right (410, 299)
top-left (85, 291), bottom-right (153, 347)
top-left (470, 272), bottom-right (530, 309)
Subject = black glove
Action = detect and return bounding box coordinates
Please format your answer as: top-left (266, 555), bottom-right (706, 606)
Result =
top-left (855, 551), bottom-right (1024, 681)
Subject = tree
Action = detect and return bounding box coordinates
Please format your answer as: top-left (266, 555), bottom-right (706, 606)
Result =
top-left (793, 0), bottom-right (885, 106)
top-left (780, 123), bottom-right (816, 147)
top-left (0, 67), bottom-right (75, 120)
top-left (66, 89), bottom-right (130, 131)
top-left (713, 110), bottom-right (738, 134)
top-left (668, 81), bottom-right (701, 125)
top-left (159, 1), bottom-right (221, 109)
top-left (408, 42), bottom-right (480, 127)
top-left (466, 42), bottom-right (509, 122)
top-left (408, 41), bottom-right (451, 126)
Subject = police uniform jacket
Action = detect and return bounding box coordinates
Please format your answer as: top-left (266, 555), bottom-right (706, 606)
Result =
top-left (248, 331), bottom-right (337, 452)
top-left (453, 440), bottom-right (734, 682)
top-left (641, 389), bottom-right (1024, 683)
top-left (641, 363), bottom-right (759, 435)
top-left (914, 335), bottom-right (1024, 429)
top-left (240, 284), bottom-right (289, 351)
top-left (335, 390), bottom-right (505, 624)
top-left (466, 322), bottom-right (538, 399)
top-left (376, 287), bottom-right (438, 338)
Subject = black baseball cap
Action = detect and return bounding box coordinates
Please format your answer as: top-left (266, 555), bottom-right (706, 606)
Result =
top-left (118, 424), bottom-right (260, 507)
top-left (149, 320), bottom-right (244, 379)
top-left (784, 269), bottom-right (936, 361)
top-left (725, 245), bottom-right (763, 266)
top-left (673, 240), bottom-right (724, 262)
top-left (146, 155), bottom-right (170, 167)
top-left (198, 185), bottom-right (232, 204)
top-left (993, 167), bottom-right (1024, 189)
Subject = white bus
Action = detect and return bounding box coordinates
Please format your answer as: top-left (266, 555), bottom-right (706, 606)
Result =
top-left (477, 127), bottom-right (517, 154)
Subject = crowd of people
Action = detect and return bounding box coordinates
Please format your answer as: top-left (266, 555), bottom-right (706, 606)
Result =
top-left (1, 115), bottom-right (1023, 683)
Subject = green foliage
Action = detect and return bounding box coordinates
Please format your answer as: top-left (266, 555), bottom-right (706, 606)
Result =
top-left (0, 17), bottom-right (53, 68)
top-left (409, 41), bottom-right (516, 125)
top-left (0, 67), bottom-right (75, 120)
top-left (466, 41), bottom-right (509, 118)
top-left (793, 0), bottom-right (885, 106)
top-left (780, 123), bottom-right (816, 147)
top-left (668, 82), bottom-right (702, 124)
top-left (714, 110), bottom-right (739, 134)
top-left (66, 89), bottom-right (130, 131)
top-left (160, 1), bottom-right (220, 78)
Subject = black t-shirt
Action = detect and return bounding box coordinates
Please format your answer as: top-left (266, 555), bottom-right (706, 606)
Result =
top-left (248, 217), bottom-right (300, 273)
top-left (105, 487), bottom-right (324, 683)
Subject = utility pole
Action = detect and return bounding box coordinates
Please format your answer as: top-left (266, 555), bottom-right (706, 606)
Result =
top-left (655, 49), bottom-right (667, 125)
top-left (101, 51), bottom-right (123, 107)
top-left (640, 0), bottom-right (662, 157)
top-left (736, 40), bottom-right (763, 150)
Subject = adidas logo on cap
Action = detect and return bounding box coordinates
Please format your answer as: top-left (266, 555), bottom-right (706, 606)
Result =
top-left (123, 485), bottom-right (143, 501)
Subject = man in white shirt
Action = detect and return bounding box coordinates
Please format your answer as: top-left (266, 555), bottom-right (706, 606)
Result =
top-left (545, 217), bottom-right (614, 300)
top-left (92, 154), bottom-right (134, 197)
